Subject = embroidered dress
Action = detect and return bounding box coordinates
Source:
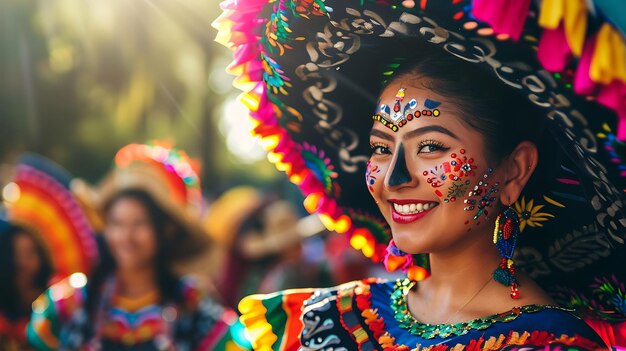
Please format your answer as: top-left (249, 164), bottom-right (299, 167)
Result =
top-left (240, 279), bottom-right (607, 351)
top-left (27, 276), bottom-right (249, 351)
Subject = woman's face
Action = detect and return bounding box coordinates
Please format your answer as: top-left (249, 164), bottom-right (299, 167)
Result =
top-left (368, 79), bottom-right (503, 254)
top-left (13, 231), bottom-right (43, 282)
top-left (104, 196), bottom-right (158, 271)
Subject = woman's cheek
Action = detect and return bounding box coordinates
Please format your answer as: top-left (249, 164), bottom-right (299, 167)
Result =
top-left (420, 148), bottom-right (478, 201)
top-left (418, 148), bottom-right (501, 229)
top-left (365, 160), bottom-right (382, 194)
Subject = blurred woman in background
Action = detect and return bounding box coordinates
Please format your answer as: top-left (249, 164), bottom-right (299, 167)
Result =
top-left (1, 154), bottom-right (98, 351)
top-left (27, 143), bottom-right (250, 350)
top-left (0, 223), bottom-right (51, 351)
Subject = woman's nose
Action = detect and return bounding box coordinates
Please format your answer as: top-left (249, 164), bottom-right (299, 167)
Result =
top-left (385, 143), bottom-right (416, 188)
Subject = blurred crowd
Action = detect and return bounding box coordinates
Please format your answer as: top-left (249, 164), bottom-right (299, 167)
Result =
top-left (0, 142), bottom-right (380, 350)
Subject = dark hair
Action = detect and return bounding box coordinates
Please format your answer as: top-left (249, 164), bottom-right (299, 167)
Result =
top-left (86, 189), bottom-right (183, 315)
top-left (0, 225), bottom-right (52, 319)
top-left (388, 46), bottom-right (550, 164)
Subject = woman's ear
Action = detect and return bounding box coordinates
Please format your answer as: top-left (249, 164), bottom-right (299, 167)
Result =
top-left (498, 141), bottom-right (538, 206)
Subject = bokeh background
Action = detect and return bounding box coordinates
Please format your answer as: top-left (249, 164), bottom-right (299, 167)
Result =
top-left (0, 0), bottom-right (388, 307)
top-left (0, 0), bottom-right (280, 192)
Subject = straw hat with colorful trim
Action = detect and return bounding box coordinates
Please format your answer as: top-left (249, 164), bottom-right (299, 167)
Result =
top-left (1, 154), bottom-right (99, 280)
top-left (204, 186), bottom-right (326, 258)
top-left (97, 142), bottom-right (210, 260)
top-left (214, 0), bottom-right (626, 321)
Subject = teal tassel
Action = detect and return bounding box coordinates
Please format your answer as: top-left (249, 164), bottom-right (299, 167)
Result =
top-left (493, 267), bottom-right (514, 286)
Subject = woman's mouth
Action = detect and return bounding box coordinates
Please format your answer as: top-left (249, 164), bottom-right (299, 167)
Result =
top-left (389, 200), bottom-right (439, 224)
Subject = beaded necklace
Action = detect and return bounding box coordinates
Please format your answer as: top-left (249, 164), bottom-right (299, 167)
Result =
top-left (390, 278), bottom-right (567, 339)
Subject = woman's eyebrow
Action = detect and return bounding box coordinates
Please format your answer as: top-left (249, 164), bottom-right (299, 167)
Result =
top-left (369, 129), bottom-right (394, 141)
top-left (370, 125), bottom-right (459, 141)
top-left (404, 125), bottom-right (459, 140)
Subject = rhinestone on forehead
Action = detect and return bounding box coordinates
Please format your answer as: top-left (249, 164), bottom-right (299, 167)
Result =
top-left (373, 88), bottom-right (441, 132)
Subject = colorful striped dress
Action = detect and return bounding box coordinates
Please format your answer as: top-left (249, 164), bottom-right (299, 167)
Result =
top-left (27, 275), bottom-right (251, 351)
top-left (239, 278), bottom-right (608, 351)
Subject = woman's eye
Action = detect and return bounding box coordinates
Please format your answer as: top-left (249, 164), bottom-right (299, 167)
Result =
top-left (370, 144), bottom-right (391, 155)
top-left (418, 142), bottom-right (448, 154)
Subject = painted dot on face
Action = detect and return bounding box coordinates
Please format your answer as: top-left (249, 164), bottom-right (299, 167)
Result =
top-left (365, 161), bottom-right (381, 193)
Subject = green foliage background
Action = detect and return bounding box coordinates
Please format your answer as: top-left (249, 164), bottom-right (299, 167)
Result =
top-left (0, 0), bottom-right (281, 194)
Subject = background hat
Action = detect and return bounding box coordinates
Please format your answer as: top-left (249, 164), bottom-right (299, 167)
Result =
top-left (215, 0), bottom-right (626, 321)
top-left (204, 186), bottom-right (263, 248)
top-left (237, 200), bottom-right (327, 259)
top-left (98, 142), bottom-right (210, 260)
top-left (1, 153), bottom-right (99, 279)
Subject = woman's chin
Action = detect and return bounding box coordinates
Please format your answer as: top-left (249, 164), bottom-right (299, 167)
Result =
top-left (391, 230), bottom-right (431, 255)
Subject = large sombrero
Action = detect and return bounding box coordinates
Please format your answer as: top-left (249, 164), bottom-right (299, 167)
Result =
top-left (214, 0), bottom-right (626, 322)
top-left (97, 142), bottom-right (210, 260)
top-left (1, 154), bottom-right (99, 280)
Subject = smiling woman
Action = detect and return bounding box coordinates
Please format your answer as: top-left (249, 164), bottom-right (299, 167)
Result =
top-left (237, 49), bottom-right (608, 351)
top-left (26, 143), bottom-right (250, 351)
top-left (216, 0), bottom-right (626, 349)
top-left (367, 56), bottom-right (551, 317)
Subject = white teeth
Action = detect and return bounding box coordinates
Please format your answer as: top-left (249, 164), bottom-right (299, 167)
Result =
top-left (393, 202), bottom-right (438, 215)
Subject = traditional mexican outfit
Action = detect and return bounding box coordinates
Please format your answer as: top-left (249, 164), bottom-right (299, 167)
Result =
top-left (0, 155), bottom-right (100, 350)
top-left (215, 0), bottom-right (626, 349)
top-left (25, 143), bottom-right (250, 350)
top-left (27, 275), bottom-right (247, 351)
top-left (240, 279), bottom-right (607, 351)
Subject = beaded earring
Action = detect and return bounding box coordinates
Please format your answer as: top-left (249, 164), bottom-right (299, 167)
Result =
top-left (492, 206), bottom-right (522, 299)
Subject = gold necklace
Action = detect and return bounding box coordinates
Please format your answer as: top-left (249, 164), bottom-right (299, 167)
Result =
top-left (407, 276), bottom-right (492, 325)
top-left (443, 276), bottom-right (492, 324)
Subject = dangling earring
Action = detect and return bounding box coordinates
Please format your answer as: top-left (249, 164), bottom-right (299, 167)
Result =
top-left (492, 207), bottom-right (521, 299)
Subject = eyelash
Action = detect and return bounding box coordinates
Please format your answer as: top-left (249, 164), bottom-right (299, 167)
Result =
top-left (369, 142), bottom-right (391, 155)
top-left (369, 140), bottom-right (449, 155)
top-left (417, 139), bottom-right (449, 153)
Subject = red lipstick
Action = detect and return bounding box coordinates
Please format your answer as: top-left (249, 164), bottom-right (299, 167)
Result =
top-left (388, 199), bottom-right (438, 224)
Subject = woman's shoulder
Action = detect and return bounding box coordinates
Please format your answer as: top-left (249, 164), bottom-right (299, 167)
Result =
top-left (237, 278), bottom-right (389, 351)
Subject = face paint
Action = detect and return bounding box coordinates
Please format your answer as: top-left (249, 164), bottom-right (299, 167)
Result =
top-left (365, 161), bottom-right (381, 193)
top-left (464, 168), bottom-right (499, 222)
top-left (373, 88), bottom-right (441, 132)
top-left (423, 98), bottom-right (441, 117)
top-left (450, 149), bottom-right (477, 178)
top-left (421, 149), bottom-right (478, 201)
top-left (389, 143), bottom-right (412, 186)
top-left (445, 180), bottom-right (470, 203)
top-left (423, 162), bottom-right (452, 188)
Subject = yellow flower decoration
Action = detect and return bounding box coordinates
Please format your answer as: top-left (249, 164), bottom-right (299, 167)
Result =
top-left (513, 197), bottom-right (555, 232)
